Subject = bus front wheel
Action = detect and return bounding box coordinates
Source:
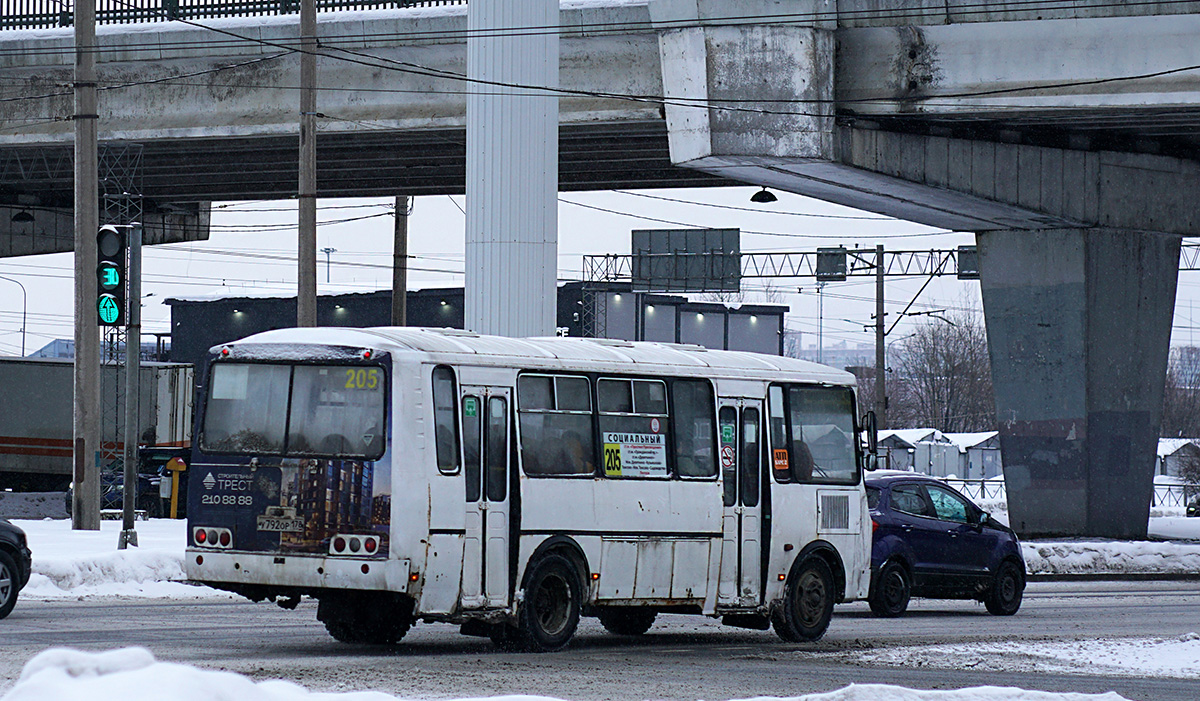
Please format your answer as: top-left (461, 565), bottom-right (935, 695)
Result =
top-left (515, 554), bottom-right (582, 652)
top-left (772, 557), bottom-right (835, 642)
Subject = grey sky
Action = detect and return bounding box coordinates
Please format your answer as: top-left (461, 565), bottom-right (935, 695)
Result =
top-left (0, 185), bottom-right (1196, 358)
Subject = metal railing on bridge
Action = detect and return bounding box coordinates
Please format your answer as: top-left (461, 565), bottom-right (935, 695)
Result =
top-left (1, 0), bottom-right (464, 30)
top-left (939, 477), bottom-right (1195, 511)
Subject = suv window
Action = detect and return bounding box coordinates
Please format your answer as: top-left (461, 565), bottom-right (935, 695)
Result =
top-left (866, 486), bottom-right (881, 509)
top-left (890, 483), bottom-right (932, 517)
top-left (927, 485), bottom-right (971, 523)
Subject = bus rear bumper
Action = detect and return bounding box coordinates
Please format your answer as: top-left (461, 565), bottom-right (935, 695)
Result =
top-left (185, 549), bottom-right (412, 594)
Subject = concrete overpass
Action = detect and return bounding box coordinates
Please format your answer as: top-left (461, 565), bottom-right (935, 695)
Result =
top-left (4, 0), bottom-right (1200, 538)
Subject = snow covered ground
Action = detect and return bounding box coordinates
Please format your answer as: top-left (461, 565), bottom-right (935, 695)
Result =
top-left (5, 520), bottom-right (1199, 701)
top-left (0, 648), bottom-right (1137, 701)
top-left (800, 634), bottom-right (1200, 681)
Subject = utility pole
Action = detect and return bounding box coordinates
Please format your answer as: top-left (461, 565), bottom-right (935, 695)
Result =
top-left (73, 0), bottom-right (100, 530)
top-left (296, 0), bottom-right (317, 327)
top-left (875, 244), bottom-right (887, 429)
top-left (392, 195), bottom-right (408, 326)
top-left (119, 225), bottom-right (141, 550)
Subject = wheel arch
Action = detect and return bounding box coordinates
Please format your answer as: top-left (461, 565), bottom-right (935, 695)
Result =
top-left (522, 535), bottom-right (591, 598)
top-left (792, 540), bottom-right (846, 603)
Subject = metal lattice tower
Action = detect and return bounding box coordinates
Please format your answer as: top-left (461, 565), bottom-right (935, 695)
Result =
top-left (97, 143), bottom-right (143, 476)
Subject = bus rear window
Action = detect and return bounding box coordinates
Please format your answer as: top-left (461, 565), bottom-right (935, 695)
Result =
top-left (201, 362), bottom-right (385, 459)
top-left (288, 366), bottom-right (385, 458)
top-left (202, 364), bottom-right (290, 453)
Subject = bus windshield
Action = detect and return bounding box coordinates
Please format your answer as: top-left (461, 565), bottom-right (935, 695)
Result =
top-left (201, 363), bottom-right (386, 459)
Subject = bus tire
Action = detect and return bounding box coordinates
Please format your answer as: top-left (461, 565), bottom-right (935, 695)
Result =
top-left (772, 557), bottom-right (835, 642)
top-left (318, 592), bottom-right (413, 645)
top-left (597, 607), bottom-right (656, 636)
top-left (516, 554), bottom-right (581, 652)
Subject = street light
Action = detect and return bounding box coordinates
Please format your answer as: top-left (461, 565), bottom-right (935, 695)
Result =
top-left (0, 274), bottom-right (27, 356)
top-left (320, 247), bottom-right (337, 283)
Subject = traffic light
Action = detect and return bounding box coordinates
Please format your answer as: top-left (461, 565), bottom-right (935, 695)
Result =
top-left (96, 225), bottom-right (126, 326)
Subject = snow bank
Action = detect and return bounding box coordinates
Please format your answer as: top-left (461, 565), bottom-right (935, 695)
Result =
top-left (1022, 540), bottom-right (1200, 576)
top-left (13, 519), bottom-right (229, 600)
top-left (828, 634), bottom-right (1200, 681)
top-left (0, 648), bottom-right (1132, 701)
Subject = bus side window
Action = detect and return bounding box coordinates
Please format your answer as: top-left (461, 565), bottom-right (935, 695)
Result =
top-left (672, 379), bottom-right (716, 478)
top-left (433, 366), bottom-right (460, 475)
top-left (517, 374), bottom-right (594, 476)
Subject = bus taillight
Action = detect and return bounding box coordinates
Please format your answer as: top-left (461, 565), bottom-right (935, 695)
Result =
top-left (329, 534), bottom-right (379, 556)
top-left (193, 527), bottom-right (233, 549)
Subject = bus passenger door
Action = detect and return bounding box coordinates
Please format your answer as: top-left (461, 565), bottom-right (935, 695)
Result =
top-left (461, 387), bottom-right (512, 610)
top-left (718, 400), bottom-right (764, 607)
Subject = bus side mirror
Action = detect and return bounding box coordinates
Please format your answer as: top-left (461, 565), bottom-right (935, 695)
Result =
top-left (862, 410), bottom-right (878, 458)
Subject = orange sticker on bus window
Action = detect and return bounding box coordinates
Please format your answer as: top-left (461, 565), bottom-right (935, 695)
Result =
top-left (773, 449), bottom-right (789, 472)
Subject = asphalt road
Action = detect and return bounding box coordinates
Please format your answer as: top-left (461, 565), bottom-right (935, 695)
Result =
top-left (2, 581), bottom-right (1199, 701)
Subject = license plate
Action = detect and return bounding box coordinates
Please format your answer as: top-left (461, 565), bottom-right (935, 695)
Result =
top-left (257, 516), bottom-right (304, 532)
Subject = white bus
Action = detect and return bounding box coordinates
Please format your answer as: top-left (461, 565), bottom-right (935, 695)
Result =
top-left (185, 327), bottom-right (875, 651)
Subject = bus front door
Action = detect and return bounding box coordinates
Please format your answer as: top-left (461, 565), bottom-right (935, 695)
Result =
top-left (718, 400), bottom-right (764, 607)
top-left (460, 387), bottom-right (512, 609)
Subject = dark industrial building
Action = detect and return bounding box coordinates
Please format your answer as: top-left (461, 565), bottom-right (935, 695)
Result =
top-left (164, 282), bottom-right (786, 366)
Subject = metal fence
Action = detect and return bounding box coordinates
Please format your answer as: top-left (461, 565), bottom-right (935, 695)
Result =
top-left (1, 0), bottom-right (464, 30)
top-left (938, 477), bottom-right (1195, 510)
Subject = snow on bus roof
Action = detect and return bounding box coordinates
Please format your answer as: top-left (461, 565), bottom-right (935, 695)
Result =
top-left (222, 326), bottom-right (856, 384)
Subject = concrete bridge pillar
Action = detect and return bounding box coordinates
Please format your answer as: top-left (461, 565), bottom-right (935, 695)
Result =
top-left (977, 229), bottom-right (1180, 538)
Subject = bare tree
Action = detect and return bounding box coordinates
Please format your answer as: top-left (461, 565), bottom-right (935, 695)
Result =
top-left (1161, 347), bottom-right (1200, 438)
top-left (888, 310), bottom-right (996, 432)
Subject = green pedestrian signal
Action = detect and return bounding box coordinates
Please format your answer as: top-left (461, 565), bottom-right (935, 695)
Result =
top-left (96, 225), bottom-right (126, 327)
top-left (98, 294), bottom-right (121, 324)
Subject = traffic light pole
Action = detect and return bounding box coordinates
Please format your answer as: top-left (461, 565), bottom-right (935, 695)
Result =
top-left (119, 225), bottom-right (141, 550)
top-left (73, 0), bottom-right (100, 531)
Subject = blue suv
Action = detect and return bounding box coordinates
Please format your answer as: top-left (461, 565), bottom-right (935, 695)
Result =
top-left (866, 473), bottom-right (1025, 617)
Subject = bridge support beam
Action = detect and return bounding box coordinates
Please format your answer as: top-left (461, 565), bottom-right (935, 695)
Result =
top-left (464, 0), bottom-right (559, 337)
top-left (977, 229), bottom-right (1180, 539)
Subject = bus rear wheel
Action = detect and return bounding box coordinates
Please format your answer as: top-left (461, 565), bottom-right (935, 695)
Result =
top-left (318, 592), bottom-right (413, 645)
top-left (514, 554), bottom-right (581, 652)
top-left (772, 557), bottom-right (835, 642)
top-left (597, 607), bottom-right (656, 636)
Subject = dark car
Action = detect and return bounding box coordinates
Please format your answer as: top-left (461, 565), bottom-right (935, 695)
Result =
top-left (1188, 496), bottom-right (1199, 518)
top-left (866, 473), bottom-right (1025, 617)
top-left (0, 517), bottom-right (32, 619)
top-left (66, 460), bottom-right (163, 518)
